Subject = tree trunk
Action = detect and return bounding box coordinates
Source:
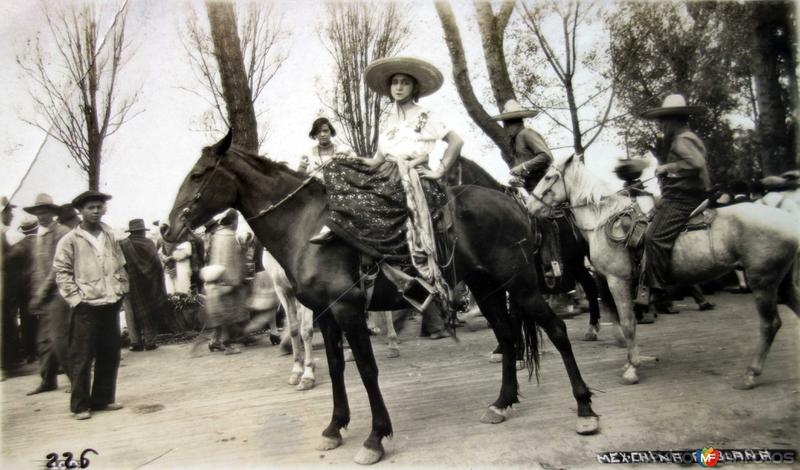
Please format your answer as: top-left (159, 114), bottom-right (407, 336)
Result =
top-left (751, 2), bottom-right (793, 175)
top-left (206, 1), bottom-right (259, 152)
top-left (564, 79), bottom-right (584, 155)
top-left (435, 0), bottom-right (513, 166)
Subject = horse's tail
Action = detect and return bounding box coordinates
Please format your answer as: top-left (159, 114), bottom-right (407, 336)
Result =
top-left (778, 252), bottom-right (800, 315)
top-left (513, 302), bottom-right (541, 383)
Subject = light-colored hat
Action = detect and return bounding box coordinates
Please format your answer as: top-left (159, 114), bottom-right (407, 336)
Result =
top-left (1, 196), bottom-right (15, 212)
top-left (18, 216), bottom-right (39, 235)
top-left (364, 57), bottom-right (443, 98)
top-left (641, 94), bottom-right (706, 120)
top-left (23, 193), bottom-right (60, 215)
top-left (491, 99), bottom-right (539, 121)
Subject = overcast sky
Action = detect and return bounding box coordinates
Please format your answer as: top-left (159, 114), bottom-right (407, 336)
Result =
top-left (0, 0), bottom-right (632, 230)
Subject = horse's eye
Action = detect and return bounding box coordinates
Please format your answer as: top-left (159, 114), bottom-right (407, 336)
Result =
top-left (190, 172), bottom-right (203, 181)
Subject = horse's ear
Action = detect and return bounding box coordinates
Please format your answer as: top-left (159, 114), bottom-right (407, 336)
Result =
top-left (563, 153), bottom-right (575, 169)
top-left (213, 129), bottom-right (233, 157)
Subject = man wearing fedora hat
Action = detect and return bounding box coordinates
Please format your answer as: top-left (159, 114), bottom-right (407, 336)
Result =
top-left (491, 99), bottom-right (554, 192)
top-left (25, 193), bottom-right (73, 395)
top-left (120, 219), bottom-right (166, 352)
top-left (53, 190), bottom-right (128, 419)
top-left (638, 94), bottom-right (711, 308)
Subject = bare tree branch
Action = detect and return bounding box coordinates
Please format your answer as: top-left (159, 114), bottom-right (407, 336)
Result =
top-left (16, 1), bottom-right (138, 190)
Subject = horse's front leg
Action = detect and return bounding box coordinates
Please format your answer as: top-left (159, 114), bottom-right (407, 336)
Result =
top-left (275, 288), bottom-right (304, 386)
top-left (297, 304), bottom-right (316, 390)
top-left (383, 311), bottom-right (400, 358)
top-left (316, 312), bottom-right (349, 451)
top-left (606, 275), bottom-right (651, 384)
top-left (338, 305), bottom-right (392, 465)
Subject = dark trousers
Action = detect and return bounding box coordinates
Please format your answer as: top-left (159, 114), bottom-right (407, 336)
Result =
top-left (1, 298), bottom-right (21, 370)
top-left (19, 310), bottom-right (38, 360)
top-left (645, 192), bottom-right (704, 291)
top-left (69, 301), bottom-right (122, 413)
top-left (36, 297), bottom-right (72, 387)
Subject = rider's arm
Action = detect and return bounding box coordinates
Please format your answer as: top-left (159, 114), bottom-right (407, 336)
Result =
top-left (436, 131), bottom-right (464, 177)
top-left (658, 136), bottom-right (705, 176)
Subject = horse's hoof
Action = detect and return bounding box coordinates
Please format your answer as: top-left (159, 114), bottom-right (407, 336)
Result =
top-left (316, 435), bottom-right (343, 451)
top-left (576, 416), bottom-right (600, 435)
top-left (288, 372), bottom-right (302, 386)
top-left (354, 444), bottom-right (384, 465)
top-left (733, 374), bottom-right (757, 390)
top-left (344, 350), bottom-right (355, 362)
top-left (488, 353), bottom-right (503, 363)
top-left (480, 406), bottom-right (507, 424)
top-left (620, 366), bottom-right (639, 385)
top-left (386, 347), bottom-right (400, 358)
top-left (582, 331), bottom-right (598, 341)
top-left (297, 378), bottom-right (315, 391)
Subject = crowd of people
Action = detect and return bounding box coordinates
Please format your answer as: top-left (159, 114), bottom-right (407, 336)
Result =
top-left (2, 54), bottom-right (797, 422)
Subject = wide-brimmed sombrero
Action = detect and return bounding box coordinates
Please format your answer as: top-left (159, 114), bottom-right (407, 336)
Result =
top-left (491, 99), bottom-right (539, 121)
top-left (24, 193), bottom-right (60, 215)
top-left (641, 94), bottom-right (706, 120)
top-left (364, 57), bottom-right (443, 98)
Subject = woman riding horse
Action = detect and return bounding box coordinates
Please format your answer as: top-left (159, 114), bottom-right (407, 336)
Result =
top-left (310, 56), bottom-right (463, 334)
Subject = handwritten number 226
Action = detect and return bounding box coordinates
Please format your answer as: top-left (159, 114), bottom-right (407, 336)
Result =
top-left (46, 449), bottom-right (98, 469)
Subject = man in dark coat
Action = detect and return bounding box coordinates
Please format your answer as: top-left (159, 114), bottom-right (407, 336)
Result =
top-left (119, 219), bottom-right (167, 351)
top-left (26, 193), bottom-right (73, 395)
top-left (640, 94), bottom-right (710, 303)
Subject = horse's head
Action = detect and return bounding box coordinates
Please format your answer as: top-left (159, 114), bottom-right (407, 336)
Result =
top-left (527, 154), bottom-right (576, 216)
top-left (162, 130), bottom-right (238, 243)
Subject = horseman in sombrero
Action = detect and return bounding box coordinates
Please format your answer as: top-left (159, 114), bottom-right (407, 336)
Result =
top-left (491, 100), bottom-right (553, 192)
top-left (639, 94), bottom-right (711, 305)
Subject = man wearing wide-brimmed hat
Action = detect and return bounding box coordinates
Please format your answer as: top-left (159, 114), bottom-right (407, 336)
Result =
top-left (25, 193), bottom-right (73, 396)
top-left (120, 219), bottom-right (166, 352)
top-left (53, 190), bottom-right (128, 419)
top-left (638, 94), bottom-right (710, 307)
top-left (491, 99), bottom-right (553, 192)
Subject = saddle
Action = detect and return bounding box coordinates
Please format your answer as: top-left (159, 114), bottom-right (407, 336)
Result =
top-left (606, 196), bottom-right (717, 253)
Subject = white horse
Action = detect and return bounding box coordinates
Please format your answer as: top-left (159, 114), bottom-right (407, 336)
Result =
top-left (264, 251), bottom-right (317, 390)
top-left (264, 252), bottom-right (401, 391)
top-left (527, 155), bottom-right (800, 388)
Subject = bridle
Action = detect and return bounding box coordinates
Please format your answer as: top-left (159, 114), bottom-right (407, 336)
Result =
top-left (529, 165), bottom-right (571, 213)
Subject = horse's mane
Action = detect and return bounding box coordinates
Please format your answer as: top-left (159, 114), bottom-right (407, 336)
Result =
top-left (561, 157), bottom-right (612, 206)
top-left (446, 156), bottom-right (506, 192)
top-left (221, 145), bottom-right (325, 192)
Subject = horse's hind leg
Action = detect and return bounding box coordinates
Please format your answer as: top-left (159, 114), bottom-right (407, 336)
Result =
top-left (316, 312), bottom-right (349, 452)
top-left (605, 275), bottom-right (651, 385)
top-left (735, 286), bottom-right (782, 390)
top-left (468, 281), bottom-right (520, 424)
top-left (575, 266), bottom-right (600, 341)
top-left (509, 285), bottom-right (599, 435)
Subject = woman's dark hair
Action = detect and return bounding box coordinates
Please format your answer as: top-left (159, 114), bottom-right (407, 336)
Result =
top-left (309, 117), bottom-right (336, 139)
top-left (387, 73), bottom-right (420, 103)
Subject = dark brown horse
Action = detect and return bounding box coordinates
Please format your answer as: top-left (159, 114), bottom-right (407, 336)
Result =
top-left (163, 132), bottom-right (599, 464)
top-left (444, 157), bottom-right (603, 340)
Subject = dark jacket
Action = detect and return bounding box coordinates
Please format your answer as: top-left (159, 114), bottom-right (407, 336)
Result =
top-left (658, 129), bottom-right (711, 196)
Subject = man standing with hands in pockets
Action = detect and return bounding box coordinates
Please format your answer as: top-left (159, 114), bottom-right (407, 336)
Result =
top-left (53, 191), bottom-right (128, 420)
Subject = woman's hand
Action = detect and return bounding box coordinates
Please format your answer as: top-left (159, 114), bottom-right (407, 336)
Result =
top-left (418, 167), bottom-right (442, 180)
